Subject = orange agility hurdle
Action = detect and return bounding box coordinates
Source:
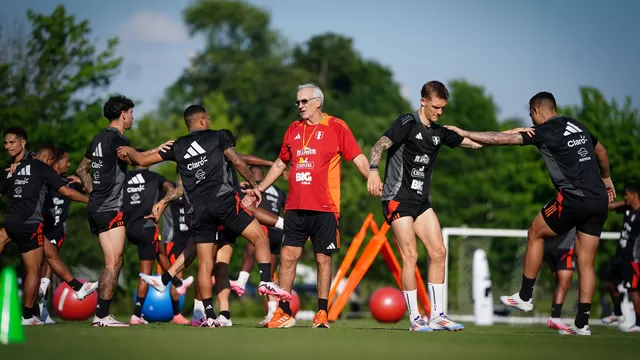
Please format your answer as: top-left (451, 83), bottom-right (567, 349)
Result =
top-left (327, 214), bottom-right (431, 322)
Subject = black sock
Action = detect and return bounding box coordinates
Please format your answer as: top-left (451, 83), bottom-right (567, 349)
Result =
top-left (67, 278), bottom-right (83, 292)
top-left (133, 296), bottom-right (145, 317)
top-left (258, 263), bottom-right (272, 283)
top-left (279, 300), bottom-right (292, 316)
top-left (23, 306), bottom-right (34, 319)
top-left (636, 313), bottom-right (640, 327)
top-left (171, 300), bottom-right (180, 316)
top-left (613, 301), bottom-right (623, 316)
top-left (161, 272), bottom-right (172, 286)
top-left (96, 297), bottom-right (112, 319)
top-left (518, 275), bottom-right (536, 302)
top-left (171, 276), bottom-right (183, 288)
top-left (551, 303), bottom-right (562, 318)
top-left (203, 298), bottom-right (216, 319)
top-left (575, 302), bottom-right (591, 328)
top-left (220, 310), bottom-right (231, 319)
top-left (318, 298), bottom-right (328, 312)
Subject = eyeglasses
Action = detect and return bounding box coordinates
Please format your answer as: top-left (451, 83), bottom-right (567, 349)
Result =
top-left (294, 97), bottom-right (319, 107)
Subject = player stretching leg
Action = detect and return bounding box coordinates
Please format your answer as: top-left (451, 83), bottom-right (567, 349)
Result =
top-left (118, 105), bottom-right (291, 327)
top-left (447, 91), bottom-right (615, 335)
top-left (544, 229), bottom-right (577, 330)
top-left (77, 95), bottom-right (173, 327)
top-left (602, 183), bottom-right (640, 332)
top-left (5, 146), bottom-right (98, 325)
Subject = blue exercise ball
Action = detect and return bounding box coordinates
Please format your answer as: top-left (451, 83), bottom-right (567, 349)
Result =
top-left (133, 285), bottom-right (185, 322)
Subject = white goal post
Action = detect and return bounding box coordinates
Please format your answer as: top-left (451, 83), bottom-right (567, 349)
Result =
top-left (442, 227), bottom-right (621, 316)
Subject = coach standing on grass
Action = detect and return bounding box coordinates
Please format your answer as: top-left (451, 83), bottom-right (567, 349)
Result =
top-left (256, 83), bottom-right (370, 329)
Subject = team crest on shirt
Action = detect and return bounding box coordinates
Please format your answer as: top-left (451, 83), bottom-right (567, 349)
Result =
top-left (432, 136), bottom-right (440, 145)
top-left (315, 131), bottom-right (324, 140)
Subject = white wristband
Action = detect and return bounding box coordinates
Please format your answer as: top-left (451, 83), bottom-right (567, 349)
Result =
top-left (275, 217), bottom-right (284, 230)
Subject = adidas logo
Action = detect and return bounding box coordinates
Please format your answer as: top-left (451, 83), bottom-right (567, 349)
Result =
top-left (184, 141), bottom-right (206, 159)
top-left (563, 123), bottom-right (582, 136)
top-left (294, 134), bottom-right (301, 140)
top-left (17, 165), bottom-right (31, 176)
top-left (128, 173), bottom-right (145, 184)
top-left (326, 243), bottom-right (336, 250)
top-left (92, 142), bottom-right (103, 157)
top-left (206, 305), bottom-right (213, 310)
top-left (415, 133), bottom-right (423, 140)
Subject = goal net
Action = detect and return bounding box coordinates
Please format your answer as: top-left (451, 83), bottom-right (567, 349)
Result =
top-left (441, 227), bottom-right (620, 325)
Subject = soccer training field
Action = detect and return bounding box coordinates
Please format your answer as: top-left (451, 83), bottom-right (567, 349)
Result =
top-left (2, 319), bottom-right (637, 359)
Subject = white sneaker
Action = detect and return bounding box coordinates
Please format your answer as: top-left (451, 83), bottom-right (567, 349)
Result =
top-left (22, 316), bottom-right (43, 326)
top-left (217, 315), bottom-right (233, 327)
top-left (260, 312), bottom-right (274, 326)
top-left (129, 315), bottom-right (149, 325)
top-left (139, 273), bottom-right (166, 293)
top-left (429, 313), bottom-right (465, 331)
top-left (43, 314), bottom-right (56, 324)
top-left (75, 281), bottom-right (99, 300)
top-left (558, 322), bottom-right (591, 336)
top-left (602, 314), bottom-right (624, 325)
top-left (409, 316), bottom-right (433, 332)
top-left (500, 292), bottom-right (533, 312)
top-left (621, 325), bottom-right (640, 333)
top-left (92, 314), bottom-right (129, 327)
top-left (38, 299), bottom-right (54, 324)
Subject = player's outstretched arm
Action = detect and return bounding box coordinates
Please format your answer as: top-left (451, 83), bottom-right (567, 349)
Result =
top-left (146, 183), bottom-right (183, 222)
top-left (367, 136), bottom-right (393, 197)
top-left (594, 142), bottom-right (616, 202)
top-left (257, 158), bottom-right (287, 193)
top-left (75, 157), bottom-right (93, 193)
top-left (445, 125), bottom-right (523, 146)
top-left (240, 154), bottom-right (273, 167)
top-left (58, 186), bottom-right (88, 204)
top-left (117, 147), bottom-right (164, 167)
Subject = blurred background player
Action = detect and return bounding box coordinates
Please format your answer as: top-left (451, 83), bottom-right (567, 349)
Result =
top-left (5, 145), bottom-right (97, 325)
top-left (38, 147), bottom-right (85, 324)
top-left (543, 228), bottom-right (576, 330)
top-left (122, 150), bottom-right (178, 325)
top-left (230, 165), bottom-right (287, 326)
top-left (601, 182), bottom-right (640, 332)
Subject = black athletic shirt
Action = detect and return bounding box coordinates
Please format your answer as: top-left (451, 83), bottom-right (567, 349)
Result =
top-left (5, 158), bottom-right (66, 225)
top-left (520, 116), bottom-right (606, 198)
top-left (122, 169), bottom-right (167, 226)
top-left (161, 186), bottom-right (191, 244)
top-left (616, 207), bottom-right (640, 262)
top-left (1, 151), bottom-right (36, 197)
top-left (381, 111), bottom-right (464, 201)
top-left (43, 177), bottom-right (82, 234)
top-left (159, 129), bottom-right (235, 206)
top-left (84, 127), bottom-right (130, 212)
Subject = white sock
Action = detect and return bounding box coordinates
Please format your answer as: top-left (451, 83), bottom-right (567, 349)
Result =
top-left (194, 299), bottom-right (205, 320)
top-left (275, 217), bottom-right (284, 230)
top-left (428, 283), bottom-right (444, 319)
top-left (237, 271), bottom-right (250, 287)
top-left (267, 300), bottom-right (277, 315)
top-left (403, 289), bottom-right (421, 321)
top-left (40, 278), bottom-right (51, 297)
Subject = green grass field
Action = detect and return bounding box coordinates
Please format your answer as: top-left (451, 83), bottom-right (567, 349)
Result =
top-left (1, 319), bottom-right (637, 359)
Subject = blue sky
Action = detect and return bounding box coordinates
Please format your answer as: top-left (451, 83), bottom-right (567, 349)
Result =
top-left (5, 0), bottom-right (639, 122)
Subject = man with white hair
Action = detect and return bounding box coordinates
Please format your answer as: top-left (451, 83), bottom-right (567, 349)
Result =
top-left (257, 83), bottom-right (370, 328)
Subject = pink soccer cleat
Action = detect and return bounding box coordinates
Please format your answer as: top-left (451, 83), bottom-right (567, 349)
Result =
top-left (258, 281), bottom-right (291, 301)
top-left (172, 314), bottom-right (190, 325)
top-left (230, 280), bottom-right (246, 296)
top-left (176, 276), bottom-right (194, 295)
top-left (547, 317), bottom-right (569, 330)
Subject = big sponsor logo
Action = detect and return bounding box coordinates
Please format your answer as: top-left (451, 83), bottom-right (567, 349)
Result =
top-left (411, 179), bottom-right (423, 195)
top-left (295, 172), bottom-right (312, 185)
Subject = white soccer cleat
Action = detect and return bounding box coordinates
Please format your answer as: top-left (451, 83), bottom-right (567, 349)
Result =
top-left (547, 317), bottom-right (569, 330)
top-left (176, 276), bottom-right (194, 295)
top-left (217, 314), bottom-right (233, 327)
top-left (139, 273), bottom-right (166, 293)
top-left (500, 292), bottom-right (533, 312)
top-left (129, 315), bottom-right (148, 325)
top-left (22, 316), bottom-right (43, 326)
top-left (75, 281), bottom-right (99, 300)
top-left (92, 314), bottom-right (129, 327)
top-left (429, 313), bottom-right (464, 331)
top-left (199, 318), bottom-right (221, 328)
top-left (259, 312), bottom-right (275, 326)
top-left (601, 314), bottom-right (623, 325)
top-left (558, 323), bottom-right (591, 336)
top-left (621, 325), bottom-right (640, 333)
top-left (409, 316), bottom-right (433, 332)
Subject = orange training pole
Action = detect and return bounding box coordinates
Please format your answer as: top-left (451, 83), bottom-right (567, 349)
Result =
top-left (328, 213), bottom-right (374, 307)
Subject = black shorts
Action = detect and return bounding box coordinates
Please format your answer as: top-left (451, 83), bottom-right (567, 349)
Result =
top-left (126, 221), bottom-right (159, 261)
top-left (165, 232), bottom-right (190, 265)
top-left (544, 246), bottom-right (575, 272)
top-left (87, 210), bottom-right (124, 236)
top-left (216, 226), bottom-right (238, 245)
top-left (541, 191), bottom-right (608, 237)
top-left (263, 225), bottom-right (283, 255)
top-left (190, 193), bottom-right (253, 245)
top-left (608, 257), bottom-right (640, 292)
top-left (5, 221), bottom-right (44, 254)
top-left (46, 225), bottom-right (66, 250)
top-left (283, 210), bottom-right (340, 254)
top-left (382, 198), bottom-right (432, 225)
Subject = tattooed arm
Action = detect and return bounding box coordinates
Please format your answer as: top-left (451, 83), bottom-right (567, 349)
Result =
top-left (75, 157), bottom-right (93, 193)
top-left (224, 147), bottom-right (262, 205)
top-left (462, 131), bottom-right (524, 145)
top-left (369, 136), bottom-right (393, 167)
top-left (145, 183), bottom-right (183, 222)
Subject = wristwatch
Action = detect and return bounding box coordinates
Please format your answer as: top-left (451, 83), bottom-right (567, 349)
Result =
top-left (369, 164), bottom-right (379, 170)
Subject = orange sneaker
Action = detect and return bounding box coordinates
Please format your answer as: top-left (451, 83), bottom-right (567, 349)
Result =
top-left (172, 314), bottom-right (190, 325)
top-left (312, 310), bottom-right (330, 328)
top-left (266, 308), bottom-right (296, 329)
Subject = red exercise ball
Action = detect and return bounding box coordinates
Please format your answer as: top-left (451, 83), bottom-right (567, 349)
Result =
top-left (52, 279), bottom-right (98, 321)
top-left (266, 289), bottom-right (300, 317)
top-left (369, 287), bottom-right (406, 323)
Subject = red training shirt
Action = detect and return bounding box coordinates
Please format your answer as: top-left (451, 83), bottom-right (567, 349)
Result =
top-left (278, 114), bottom-right (362, 214)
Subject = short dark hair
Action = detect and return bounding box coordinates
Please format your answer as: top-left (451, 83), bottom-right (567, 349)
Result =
top-left (183, 105), bottom-right (207, 127)
top-left (625, 181), bottom-right (640, 196)
top-left (104, 95), bottom-right (135, 121)
top-left (420, 81), bottom-right (449, 100)
top-left (36, 144), bottom-right (56, 157)
top-left (529, 92), bottom-right (557, 111)
top-left (3, 126), bottom-right (27, 141)
top-left (53, 147), bottom-right (67, 162)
